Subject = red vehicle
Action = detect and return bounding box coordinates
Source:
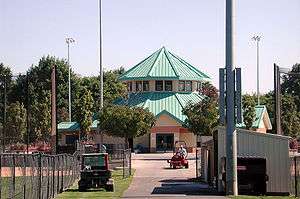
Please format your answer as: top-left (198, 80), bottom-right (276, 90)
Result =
top-left (167, 141), bottom-right (189, 169)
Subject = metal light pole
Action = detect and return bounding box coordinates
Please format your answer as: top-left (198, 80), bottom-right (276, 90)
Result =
top-left (252, 35), bottom-right (261, 105)
top-left (99, 0), bottom-right (103, 109)
top-left (66, 37), bottom-right (75, 122)
top-left (3, 75), bottom-right (7, 153)
top-left (225, 0), bottom-right (238, 195)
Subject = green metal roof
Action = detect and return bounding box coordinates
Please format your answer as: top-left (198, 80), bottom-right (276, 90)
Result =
top-left (119, 47), bottom-right (210, 81)
top-left (115, 92), bottom-right (205, 123)
top-left (58, 122), bottom-right (80, 132)
top-left (236, 105), bottom-right (272, 129)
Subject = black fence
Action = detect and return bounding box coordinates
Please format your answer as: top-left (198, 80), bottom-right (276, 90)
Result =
top-left (0, 153), bottom-right (80, 199)
top-left (107, 149), bottom-right (132, 179)
top-left (196, 148), bottom-right (201, 178)
top-left (290, 155), bottom-right (300, 197)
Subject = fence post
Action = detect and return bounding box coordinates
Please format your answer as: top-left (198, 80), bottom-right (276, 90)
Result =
top-left (129, 150), bottom-right (132, 176)
top-left (196, 149), bottom-right (198, 178)
top-left (12, 154), bottom-right (16, 198)
top-left (122, 150), bottom-right (125, 179)
top-left (23, 154), bottom-right (26, 199)
top-left (38, 153), bottom-right (42, 199)
top-left (61, 155), bottom-right (64, 192)
top-left (295, 156), bottom-right (297, 197)
top-left (0, 154), bottom-right (2, 199)
top-left (52, 156), bottom-right (55, 198)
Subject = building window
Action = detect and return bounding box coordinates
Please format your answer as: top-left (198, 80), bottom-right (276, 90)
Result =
top-left (197, 81), bottom-right (202, 91)
top-left (66, 134), bottom-right (79, 145)
top-left (143, 81), bottom-right (149, 91)
top-left (165, 81), bottom-right (173, 91)
top-left (186, 81), bottom-right (192, 91)
top-left (136, 81), bottom-right (142, 92)
top-left (155, 81), bottom-right (163, 91)
top-left (127, 82), bottom-right (132, 92)
top-left (178, 81), bottom-right (185, 91)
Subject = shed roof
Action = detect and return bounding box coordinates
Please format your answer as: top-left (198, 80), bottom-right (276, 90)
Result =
top-left (119, 47), bottom-right (210, 81)
top-left (115, 92), bottom-right (205, 124)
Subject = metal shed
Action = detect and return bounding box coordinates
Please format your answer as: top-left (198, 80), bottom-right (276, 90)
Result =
top-left (217, 127), bottom-right (290, 194)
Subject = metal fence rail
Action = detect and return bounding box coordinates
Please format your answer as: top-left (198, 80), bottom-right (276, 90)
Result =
top-left (0, 153), bottom-right (80, 199)
top-left (106, 148), bottom-right (132, 178)
top-left (196, 148), bottom-right (201, 178)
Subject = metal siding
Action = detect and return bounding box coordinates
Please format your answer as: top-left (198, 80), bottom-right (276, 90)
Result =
top-left (217, 128), bottom-right (290, 193)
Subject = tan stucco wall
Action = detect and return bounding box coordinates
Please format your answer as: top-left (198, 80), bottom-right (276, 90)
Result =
top-left (179, 132), bottom-right (197, 148)
top-left (155, 114), bottom-right (181, 126)
top-left (94, 133), bottom-right (124, 145)
top-left (133, 133), bottom-right (150, 148)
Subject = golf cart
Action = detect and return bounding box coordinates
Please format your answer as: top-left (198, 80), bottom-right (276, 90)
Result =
top-left (167, 141), bottom-right (189, 169)
top-left (78, 153), bottom-right (114, 191)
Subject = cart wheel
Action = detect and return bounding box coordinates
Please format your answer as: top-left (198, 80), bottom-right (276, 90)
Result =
top-left (105, 184), bottom-right (114, 192)
top-left (170, 163), bottom-right (172, 168)
top-left (173, 165), bottom-right (176, 169)
top-left (78, 180), bottom-right (87, 192)
top-left (185, 163), bottom-right (189, 169)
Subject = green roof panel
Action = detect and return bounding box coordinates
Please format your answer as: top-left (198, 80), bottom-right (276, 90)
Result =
top-left (119, 47), bottom-right (210, 81)
top-left (115, 92), bottom-right (204, 123)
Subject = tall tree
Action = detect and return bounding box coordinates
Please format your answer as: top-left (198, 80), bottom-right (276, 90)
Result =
top-left (199, 81), bottom-right (218, 100)
top-left (73, 88), bottom-right (94, 139)
top-left (183, 97), bottom-right (219, 136)
top-left (98, 105), bottom-right (155, 147)
top-left (5, 101), bottom-right (27, 144)
top-left (242, 94), bottom-right (256, 129)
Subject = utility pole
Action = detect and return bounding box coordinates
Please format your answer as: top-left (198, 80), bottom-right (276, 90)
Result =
top-left (98, 0), bottom-right (104, 151)
top-left (3, 75), bottom-right (7, 153)
top-left (26, 73), bottom-right (30, 154)
top-left (252, 35), bottom-right (261, 105)
top-left (99, 0), bottom-right (103, 109)
top-left (66, 37), bottom-right (75, 122)
top-left (225, 0), bottom-right (238, 196)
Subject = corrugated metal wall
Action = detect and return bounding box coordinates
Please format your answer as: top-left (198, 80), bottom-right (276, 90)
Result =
top-left (217, 128), bottom-right (290, 193)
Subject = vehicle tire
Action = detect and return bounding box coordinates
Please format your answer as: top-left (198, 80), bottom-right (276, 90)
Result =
top-left (170, 163), bottom-right (172, 168)
top-left (105, 184), bottom-right (114, 192)
top-left (173, 165), bottom-right (176, 169)
top-left (185, 163), bottom-right (189, 169)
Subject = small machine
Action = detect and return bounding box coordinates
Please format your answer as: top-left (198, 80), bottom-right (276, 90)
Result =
top-left (167, 141), bottom-right (189, 169)
top-left (78, 153), bottom-right (114, 191)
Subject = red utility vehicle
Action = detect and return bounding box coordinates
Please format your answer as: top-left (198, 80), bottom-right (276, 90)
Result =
top-left (167, 141), bottom-right (189, 169)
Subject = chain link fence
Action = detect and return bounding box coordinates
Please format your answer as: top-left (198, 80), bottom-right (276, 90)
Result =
top-left (106, 148), bottom-right (132, 179)
top-left (290, 155), bottom-right (300, 197)
top-left (0, 153), bottom-right (80, 199)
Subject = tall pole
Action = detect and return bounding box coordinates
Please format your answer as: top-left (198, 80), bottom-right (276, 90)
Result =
top-left (26, 72), bottom-right (30, 154)
top-left (3, 75), bottom-right (7, 152)
top-left (252, 35), bottom-right (261, 105)
top-left (225, 0), bottom-right (238, 196)
top-left (99, 0), bottom-right (103, 109)
top-left (68, 42), bottom-right (71, 122)
top-left (66, 37), bottom-right (75, 122)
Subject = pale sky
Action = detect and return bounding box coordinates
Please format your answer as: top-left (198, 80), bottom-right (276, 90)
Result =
top-left (1, 0), bottom-right (299, 94)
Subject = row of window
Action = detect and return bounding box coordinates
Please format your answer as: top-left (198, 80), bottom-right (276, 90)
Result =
top-left (127, 80), bottom-right (201, 92)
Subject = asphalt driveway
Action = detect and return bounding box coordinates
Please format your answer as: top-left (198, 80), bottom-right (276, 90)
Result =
top-left (122, 153), bottom-right (226, 199)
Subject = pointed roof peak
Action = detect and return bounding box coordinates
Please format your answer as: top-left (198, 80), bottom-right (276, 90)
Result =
top-left (119, 47), bottom-right (210, 81)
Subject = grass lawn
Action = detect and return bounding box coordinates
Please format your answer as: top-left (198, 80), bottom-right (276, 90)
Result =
top-left (229, 195), bottom-right (297, 199)
top-left (56, 169), bottom-right (135, 199)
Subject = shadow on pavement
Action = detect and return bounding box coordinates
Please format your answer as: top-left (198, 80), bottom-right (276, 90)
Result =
top-left (151, 178), bottom-right (222, 196)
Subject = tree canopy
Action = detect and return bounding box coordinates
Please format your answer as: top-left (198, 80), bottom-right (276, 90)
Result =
top-left (183, 82), bottom-right (219, 136)
top-left (98, 105), bottom-right (156, 147)
top-left (242, 94), bottom-right (256, 129)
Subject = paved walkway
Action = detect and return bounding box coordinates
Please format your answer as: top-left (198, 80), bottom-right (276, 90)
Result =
top-left (122, 153), bottom-right (226, 199)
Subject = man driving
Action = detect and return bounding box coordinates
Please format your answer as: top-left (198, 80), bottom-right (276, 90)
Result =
top-left (177, 145), bottom-right (187, 157)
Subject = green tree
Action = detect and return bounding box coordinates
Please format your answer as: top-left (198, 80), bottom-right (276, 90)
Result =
top-left (281, 94), bottom-right (300, 137)
top-left (183, 97), bottom-right (219, 136)
top-left (5, 101), bottom-right (27, 144)
top-left (199, 81), bottom-right (218, 101)
top-left (98, 105), bottom-right (155, 147)
top-left (242, 94), bottom-right (256, 129)
top-left (282, 63), bottom-right (300, 111)
top-left (0, 63), bottom-right (13, 126)
top-left (74, 88), bottom-right (94, 139)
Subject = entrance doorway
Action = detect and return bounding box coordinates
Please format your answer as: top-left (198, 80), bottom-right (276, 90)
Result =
top-left (156, 134), bottom-right (174, 152)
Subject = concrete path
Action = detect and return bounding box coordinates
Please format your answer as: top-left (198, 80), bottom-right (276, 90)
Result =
top-left (122, 153), bottom-right (226, 199)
